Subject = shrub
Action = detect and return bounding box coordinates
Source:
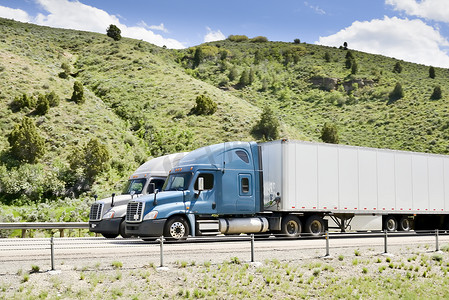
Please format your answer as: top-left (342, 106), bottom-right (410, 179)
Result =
top-left (10, 93), bottom-right (34, 111)
top-left (106, 24), bottom-right (121, 41)
top-left (191, 94), bottom-right (217, 115)
top-left (393, 61), bottom-right (403, 73)
top-left (431, 86), bottom-right (442, 100)
top-left (324, 52), bottom-right (331, 62)
top-left (228, 66), bottom-right (238, 81)
top-left (8, 117), bottom-right (45, 163)
top-left (35, 94), bottom-right (49, 115)
top-left (238, 69), bottom-right (250, 87)
top-left (46, 91), bottom-right (60, 107)
top-left (250, 36), bottom-right (268, 43)
top-left (71, 81), bottom-right (85, 104)
top-left (252, 106), bottom-right (280, 141)
top-left (321, 122), bottom-right (339, 144)
top-left (429, 66), bottom-right (436, 79)
top-left (389, 82), bottom-right (404, 103)
top-left (228, 35), bottom-right (248, 42)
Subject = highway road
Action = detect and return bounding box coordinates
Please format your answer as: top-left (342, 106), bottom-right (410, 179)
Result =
top-left (1, 232), bottom-right (449, 273)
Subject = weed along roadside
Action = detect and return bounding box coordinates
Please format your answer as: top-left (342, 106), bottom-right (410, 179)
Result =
top-left (2, 238), bottom-right (449, 298)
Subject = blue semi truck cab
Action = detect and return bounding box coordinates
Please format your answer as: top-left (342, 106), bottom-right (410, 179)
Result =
top-left (125, 141), bottom-right (272, 239)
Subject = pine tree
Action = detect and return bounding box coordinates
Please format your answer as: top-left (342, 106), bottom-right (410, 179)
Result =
top-left (70, 138), bottom-right (110, 184)
top-left (238, 69), bottom-right (250, 87)
top-left (71, 81), bottom-right (85, 104)
top-left (106, 24), bottom-right (121, 41)
top-left (8, 117), bottom-right (45, 163)
top-left (393, 61), bottom-right (403, 73)
top-left (35, 94), bottom-right (49, 115)
top-left (429, 66), bottom-right (436, 79)
top-left (389, 82), bottom-right (404, 103)
top-left (252, 106), bottom-right (280, 141)
top-left (321, 123), bottom-right (339, 144)
top-left (431, 86), bottom-right (442, 100)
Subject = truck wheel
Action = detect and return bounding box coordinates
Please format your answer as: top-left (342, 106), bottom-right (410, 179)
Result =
top-left (384, 216), bottom-right (397, 231)
top-left (102, 233), bottom-right (118, 239)
top-left (164, 216), bottom-right (189, 240)
top-left (305, 215), bottom-right (325, 236)
top-left (119, 219), bottom-right (131, 238)
top-left (281, 215), bottom-right (302, 238)
top-left (398, 216), bottom-right (412, 231)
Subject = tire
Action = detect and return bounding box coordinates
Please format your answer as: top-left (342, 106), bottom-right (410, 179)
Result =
top-left (281, 215), bottom-right (302, 238)
top-left (384, 216), bottom-right (398, 232)
top-left (304, 215), bottom-right (325, 236)
top-left (119, 219), bottom-right (131, 238)
top-left (102, 233), bottom-right (118, 239)
top-left (164, 216), bottom-right (189, 240)
top-left (399, 216), bottom-right (412, 231)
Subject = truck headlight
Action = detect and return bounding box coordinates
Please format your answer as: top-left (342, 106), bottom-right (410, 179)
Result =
top-left (103, 210), bottom-right (115, 219)
top-left (143, 210), bottom-right (158, 220)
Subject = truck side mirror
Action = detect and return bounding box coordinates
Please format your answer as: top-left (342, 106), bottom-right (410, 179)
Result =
top-left (198, 177), bottom-right (204, 191)
top-left (195, 177), bottom-right (204, 199)
top-left (153, 189), bottom-right (159, 206)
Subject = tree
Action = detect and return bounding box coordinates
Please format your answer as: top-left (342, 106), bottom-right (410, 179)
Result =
top-left (324, 52), bottom-right (331, 62)
top-left (191, 94), bottom-right (217, 115)
top-left (252, 106), bottom-right (280, 141)
top-left (431, 86), bottom-right (442, 100)
top-left (343, 42), bottom-right (348, 50)
top-left (8, 117), bottom-right (45, 163)
top-left (393, 61), bottom-right (403, 73)
top-left (429, 66), bottom-right (436, 79)
top-left (46, 91), bottom-right (60, 107)
top-left (228, 66), bottom-right (238, 81)
top-left (238, 69), bottom-right (250, 87)
top-left (294, 38), bottom-right (301, 44)
top-left (321, 123), bottom-right (339, 144)
top-left (71, 81), bottom-right (85, 104)
top-left (389, 82), bottom-right (404, 103)
top-left (35, 94), bottom-right (49, 115)
top-left (107, 24), bottom-right (121, 41)
top-left (70, 138), bottom-right (110, 184)
top-left (351, 60), bottom-right (358, 74)
top-left (193, 47), bottom-right (204, 69)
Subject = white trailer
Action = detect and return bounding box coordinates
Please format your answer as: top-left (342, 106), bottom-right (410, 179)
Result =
top-left (261, 140), bottom-right (449, 233)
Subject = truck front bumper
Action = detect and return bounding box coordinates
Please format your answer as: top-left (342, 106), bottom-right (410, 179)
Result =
top-left (89, 218), bottom-right (122, 235)
top-left (125, 219), bottom-right (167, 237)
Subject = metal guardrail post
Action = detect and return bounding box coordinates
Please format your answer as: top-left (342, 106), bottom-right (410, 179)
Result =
top-left (436, 229), bottom-right (440, 252)
top-left (383, 230), bottom-right (388, 254)
top-left (159, 236), bottom-right (165, 267)
top-left (250, 234), bottom-right (255, 262)
top-left (50, 237), bottom-right (55, 271)
top-left (325, 231), bottom-right (330, 257)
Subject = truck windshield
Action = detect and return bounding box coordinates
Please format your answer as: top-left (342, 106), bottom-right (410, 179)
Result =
top-left (162, 173), bottom-right (192, 191)
top-left (122, 178), bottom-right (147, 194)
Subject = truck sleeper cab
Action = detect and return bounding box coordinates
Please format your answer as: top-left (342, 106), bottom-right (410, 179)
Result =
top-left (89, 152), bottom-right (187, 238)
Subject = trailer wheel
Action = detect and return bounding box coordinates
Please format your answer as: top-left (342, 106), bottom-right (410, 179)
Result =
top-left (119, 219), bottom-right (131, 238)
top-left (384, 216), bottom-right (398, 232)
top-left (305, 215), bottom-right (325, 236)
top-left (399, 216), bottom-right (412, 231)
top-left (164, 216), bottom-right (189, 240)
top-left (281, 215), bottom-right (302, 238)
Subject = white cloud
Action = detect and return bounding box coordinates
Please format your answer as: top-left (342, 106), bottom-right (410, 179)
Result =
top-left (386, 0), bottom-right (449, 23)
top-left (304, 1), bottom-right (326, 15)
top-left (0, 6), bottom-right (31, 22)
top-left (203, 27), bottom-right (225, 43)
top-left (317, 16), bottom-right (449, 68)
top-left (137, 21), bottom-right (168, 33)
top-left (1, 0), bottom-right (184, 49)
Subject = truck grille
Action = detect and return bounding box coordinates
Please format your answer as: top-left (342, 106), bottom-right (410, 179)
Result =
top-left (126, 202), bottom-right (144, 223)
top-left (89, 203), bottom-right (103, 221)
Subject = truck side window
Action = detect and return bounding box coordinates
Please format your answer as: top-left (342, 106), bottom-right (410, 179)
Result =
top-left (241, 177), bottom-right (249, 193)
top-left (194, 174), bottom-right (214, 190)
top-left (236, 150), bottom-right (249, 163)
top-left (147, 179), bottom-right (165, 193)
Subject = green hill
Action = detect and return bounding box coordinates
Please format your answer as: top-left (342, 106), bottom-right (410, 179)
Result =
top-left (0, 19), bottom-right (448, 224)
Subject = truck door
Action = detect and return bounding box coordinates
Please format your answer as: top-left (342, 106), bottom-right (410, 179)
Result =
top-left (188, 172), bottom-right (218, 214)
top-left (236, 173), bottom-right (256, 212)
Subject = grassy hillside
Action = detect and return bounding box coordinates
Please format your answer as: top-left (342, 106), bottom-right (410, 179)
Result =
top-left (1, 19), bottom-right (449, 223)
top-left (177, 39), bottom-right (449, 153)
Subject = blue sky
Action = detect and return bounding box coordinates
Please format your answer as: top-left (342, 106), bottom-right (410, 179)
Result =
top-left (1, 0), bottom-right (449, 67)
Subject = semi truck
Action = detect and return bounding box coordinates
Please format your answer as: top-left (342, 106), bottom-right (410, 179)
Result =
top-left (125, 140), bottom-right (449, 240)
top-left (89, 152), bottom-right (187, 238)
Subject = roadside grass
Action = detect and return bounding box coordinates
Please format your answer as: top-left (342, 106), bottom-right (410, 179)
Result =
top-left (4, 248), bottom-right (449, 299)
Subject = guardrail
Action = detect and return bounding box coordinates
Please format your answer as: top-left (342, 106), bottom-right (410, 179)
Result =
top-left (0, 222), bottom-right (89, 238)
